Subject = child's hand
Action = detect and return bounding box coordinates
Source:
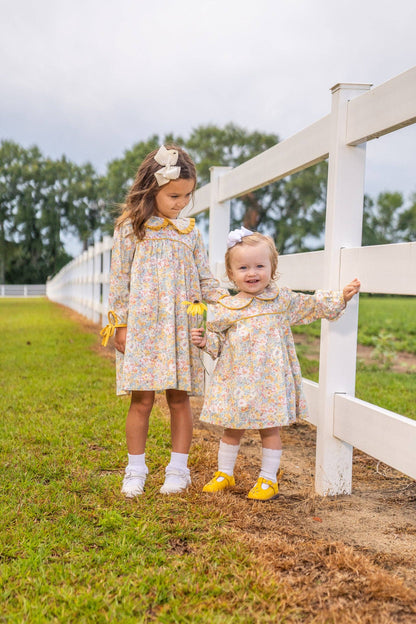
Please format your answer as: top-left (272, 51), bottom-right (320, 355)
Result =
top-left (343, 278), bottom-right (361, 303)
top-left (114, 326), bottom-right (127, 353)
top-left (191, 327), bottom-right (207, 348)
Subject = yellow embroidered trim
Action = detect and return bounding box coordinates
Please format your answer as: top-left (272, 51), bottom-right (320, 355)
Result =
top-left (145, 218), bottom-right (195, 234)
top-left (226, 312), bottom-right (282, 325)
top-left (218, 294), bottom-right (252, 310)
top-left (218, 290), bottom-right (279, 310)
top-left (100, 311), bottom-right (127, 346)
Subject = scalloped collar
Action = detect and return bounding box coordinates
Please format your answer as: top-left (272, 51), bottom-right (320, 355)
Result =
top-left (145, 215), bottom-right (195, 234)
top-left (218, 283), bottom-right (280, 309)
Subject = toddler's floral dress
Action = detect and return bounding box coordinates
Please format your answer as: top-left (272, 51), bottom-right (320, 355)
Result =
top-left (109, 216), bottom-right (225, 396)
top-left (200, 284), bottom-right (345, 428)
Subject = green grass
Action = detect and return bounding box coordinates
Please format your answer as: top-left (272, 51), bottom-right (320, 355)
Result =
top-left (0, 299), bottom-right (293, 623)
top-left (293, 294), bottom-right (416, 420)
top-left (358, 295), bottom-right (416, 354)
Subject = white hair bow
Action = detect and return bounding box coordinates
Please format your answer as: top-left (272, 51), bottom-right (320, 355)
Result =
top-left (154, 145), bottom-right (181, 186)
top-left (227, 226), bottom-right (254, 248)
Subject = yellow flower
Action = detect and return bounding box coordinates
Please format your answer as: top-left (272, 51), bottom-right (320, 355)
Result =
top-left (182, 300), bottom-right (208, 317)
top-left (183, 300), bottom-right (208, 330)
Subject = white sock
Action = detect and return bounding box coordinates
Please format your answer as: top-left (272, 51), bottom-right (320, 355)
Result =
top-left (218, 440), bottom-right (240, 477)
top-left (259, 448), bottom-right (282, 482)
top-left (127, 453), bottom-right (148, 474)
top-left (166, 452), bottom-right (189, 474)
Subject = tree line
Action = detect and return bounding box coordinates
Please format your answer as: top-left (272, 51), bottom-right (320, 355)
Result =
top-left (1, 124), bottom-right (415, 284)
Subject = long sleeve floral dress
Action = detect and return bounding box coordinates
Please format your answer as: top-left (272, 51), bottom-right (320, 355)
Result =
top-left (108, 215), bottom-right (225, 396)
top-left (200, 284), bottom-right (346, 429)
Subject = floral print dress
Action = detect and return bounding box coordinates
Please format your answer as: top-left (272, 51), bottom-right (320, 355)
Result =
top-left (108, 216), bottom-right (225, 396)
top-left (200, 284), bottom-right (346, 429)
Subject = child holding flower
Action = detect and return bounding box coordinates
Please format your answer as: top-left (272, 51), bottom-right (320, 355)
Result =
top-left (103, 145), bottom-right (225, 497)
top-left (191, 228), bottom-right (360, 501)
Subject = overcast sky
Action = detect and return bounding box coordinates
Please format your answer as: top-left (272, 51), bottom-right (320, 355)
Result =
top-left (1, 0), bottom-right (415, 207)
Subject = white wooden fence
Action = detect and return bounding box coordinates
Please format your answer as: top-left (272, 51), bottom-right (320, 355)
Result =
top-left (1, 284), bottom-right (46, 297)
top-left (47, 67), bottom-right (416, 495)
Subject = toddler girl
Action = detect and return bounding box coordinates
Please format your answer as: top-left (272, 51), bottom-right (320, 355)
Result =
top-left (191, 227), bottom-right (360, 501)
top-left (103, 145), bottom-right (225, 497)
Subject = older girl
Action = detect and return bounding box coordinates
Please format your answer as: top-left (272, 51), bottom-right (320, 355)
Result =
top-left (104, 145), bottom-right (225, 497)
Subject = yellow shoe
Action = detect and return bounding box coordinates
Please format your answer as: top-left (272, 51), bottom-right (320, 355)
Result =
top-left (247, 470), bottom-right (283, 501)
top-left (202, 471), bottom-right (235, 493)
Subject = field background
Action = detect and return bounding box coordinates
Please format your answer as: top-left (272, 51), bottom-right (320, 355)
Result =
top-left (1, 297), bottom-right (415, 623)
top-left (293, 294), bottom-right (416, 420)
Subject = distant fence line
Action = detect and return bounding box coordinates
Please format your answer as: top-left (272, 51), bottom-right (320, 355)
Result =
top-left (47, 68), bottom-right (416, 496)
top-left (0, 284), bottom-right (46, 297)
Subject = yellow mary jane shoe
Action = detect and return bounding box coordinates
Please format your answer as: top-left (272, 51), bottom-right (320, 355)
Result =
top-left (202, 471), bottom-right (235, 493)
top-left (247, 470), bottom-right (283, 501)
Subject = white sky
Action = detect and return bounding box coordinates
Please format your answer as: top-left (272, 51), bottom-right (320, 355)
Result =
top-left (1, 0), bottom-right (415, 205)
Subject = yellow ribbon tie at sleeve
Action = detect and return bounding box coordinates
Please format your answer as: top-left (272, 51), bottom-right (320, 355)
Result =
top-left (100, 311), bottom-right (127, 347)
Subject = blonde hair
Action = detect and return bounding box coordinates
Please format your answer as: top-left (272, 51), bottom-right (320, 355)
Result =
top-left (116, 144), bottom-right (196, 240)
top-left (225, 232), bottom-right (279, 284)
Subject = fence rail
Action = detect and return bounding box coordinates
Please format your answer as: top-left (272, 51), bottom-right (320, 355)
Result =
top-left (47, 66), bottom-right (416, 495)
top-left (1, 284), bottom-right (46, 297)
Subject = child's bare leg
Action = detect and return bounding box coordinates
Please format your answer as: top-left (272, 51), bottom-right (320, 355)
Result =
top-left (259, 426), bottom-right (282, 450)
top-left (126, 390), bottom-right (155, 454)
top-left (222, 428), bottom-right (245, 446)
top-left (161, 389), bottom-right (193, 494)
top-left (166, 389), bottom-right (193, 453)
top-left (258, 426), bottom-right (283, 482)
top-left (122, 390), bottom-right (154, 498)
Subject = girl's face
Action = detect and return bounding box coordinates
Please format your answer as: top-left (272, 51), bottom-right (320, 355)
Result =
top-left (229, 242), bottom-right (272, 297)
top-left (154, 178), bottom-right (195, 219)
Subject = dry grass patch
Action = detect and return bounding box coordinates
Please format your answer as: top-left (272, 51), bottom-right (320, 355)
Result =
top-left (189, 399), bottom-right (416, 624)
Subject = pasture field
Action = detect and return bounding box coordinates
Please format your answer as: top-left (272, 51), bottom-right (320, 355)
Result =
top-left (1, 298), bottom-right (415, 623)
top-left (293, 294), bottom-right (416, 420)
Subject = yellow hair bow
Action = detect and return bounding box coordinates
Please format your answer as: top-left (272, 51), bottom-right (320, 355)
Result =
top-left (100, 311), bottom-right (127, 347)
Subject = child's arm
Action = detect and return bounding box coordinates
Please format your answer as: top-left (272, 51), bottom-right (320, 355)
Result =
top-left (193, 229), bottom-right (228, 302)
top-left (191, 324), bottom-right (224, 359)
top-left (191, 327), bottom-right (206, 349)
top-left (114, 326), bottom-right (127, 353)
top-left (108, 224), bottom-right (135, 352)
top-left (343, 278), bottom-right (361, 302)
top-left (288, 277), bottom-right (360, 326)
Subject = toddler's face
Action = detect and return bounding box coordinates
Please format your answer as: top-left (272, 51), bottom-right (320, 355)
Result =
top-left (229, 242), bottom-right (272, 297)
top-left (154, 178), bottom-right (194, 220)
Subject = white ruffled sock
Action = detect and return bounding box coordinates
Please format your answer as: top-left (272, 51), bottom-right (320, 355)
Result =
top-left (218, 440), bottom-right (240, 477)
top-left (126, 453), bottom-right (148, 475)
top-left (166, 452), bottom-right (190, 474)
top-left (259, 448), bottom-right (282, 482)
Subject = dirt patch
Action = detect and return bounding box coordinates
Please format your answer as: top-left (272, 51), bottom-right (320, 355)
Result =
top-left (294, 332), bottom-right (416, 374)
top-left (190, 397), bottom-right (416, 582)
top-left (189, 397), bottom-right (416, 622)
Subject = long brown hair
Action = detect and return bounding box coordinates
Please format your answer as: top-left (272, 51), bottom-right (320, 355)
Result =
top-left (116, 145), bottom-right (197, 240)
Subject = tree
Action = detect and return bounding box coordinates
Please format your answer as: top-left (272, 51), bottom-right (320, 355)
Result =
top-left (101, 136), bottom-right (162, 233)
top-left (186, 123), bottom-right (328, 254)
top-left (362, 191), bottom-right (404, 246)
top-left (397, 192), bottom-right (416, 242)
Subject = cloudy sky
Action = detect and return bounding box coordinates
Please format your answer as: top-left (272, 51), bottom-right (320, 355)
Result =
top-left (1, 0), bottom-right (415, 205)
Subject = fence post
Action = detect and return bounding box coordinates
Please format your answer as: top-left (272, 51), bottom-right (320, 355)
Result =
top-left (315, 82), bottom-right (371, 496)
top-left (101, 235), bottom-right (113, 324)
top-left (203, 167), bottom-right (232, 378)
top-left (92, 241), bottom-right (102, 323)
top-left (208, 167), bottom-right (232, 277)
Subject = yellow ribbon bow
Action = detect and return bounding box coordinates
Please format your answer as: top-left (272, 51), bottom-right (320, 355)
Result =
top-left (100, 311), bottom-right (127, 347)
